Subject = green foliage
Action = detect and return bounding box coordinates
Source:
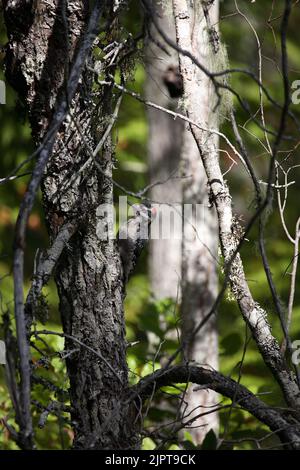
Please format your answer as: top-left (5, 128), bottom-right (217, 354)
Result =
top-left (1, 0), bottom-right (300, 450)
top-left (220, 332), bottom-right (243, 356)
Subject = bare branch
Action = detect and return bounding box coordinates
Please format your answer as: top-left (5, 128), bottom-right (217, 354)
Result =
top-left (132, 364), bottom-right (300, 449)
top-left (33, 330), bottom-right (123, 385)
top-left (172, 0), bottom-right (300, 410)
top-left (25, 220), bottom-right (78, 329)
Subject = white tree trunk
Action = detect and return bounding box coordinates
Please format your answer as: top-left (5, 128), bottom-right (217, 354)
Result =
top-left (178, 0), bottom-right (219, 444)
top-left (145, 1), bottom-right (183, 300)
top-left (146, 0), bottom-right (219, 444)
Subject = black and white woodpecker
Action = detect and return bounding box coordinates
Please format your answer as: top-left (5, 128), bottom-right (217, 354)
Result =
top-left (118, 203), bottom-right (157, 283)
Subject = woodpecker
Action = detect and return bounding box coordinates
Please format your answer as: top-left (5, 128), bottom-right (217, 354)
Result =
top-left (118, 203), bottom-right (156, 283)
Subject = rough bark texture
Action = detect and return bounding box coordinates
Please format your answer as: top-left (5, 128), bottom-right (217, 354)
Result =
top-left (4, 0), bottom-right (139, 449)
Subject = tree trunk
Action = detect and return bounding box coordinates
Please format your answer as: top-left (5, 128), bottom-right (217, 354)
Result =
top-left (4, 0), bottom-right (139, 449)
top-left (145, 0), bottom-right (219, 444)
top-left (145, 0), bottom-right (183, 300)
top-left (179, 0), bottom-right (219, 443)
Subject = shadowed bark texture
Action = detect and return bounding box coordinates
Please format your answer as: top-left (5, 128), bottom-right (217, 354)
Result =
top-left (4, 0), bottom-right (139, 449)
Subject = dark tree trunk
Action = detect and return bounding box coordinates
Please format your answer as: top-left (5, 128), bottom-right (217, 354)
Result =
top-left (4, 0), bottom-right (139, 449)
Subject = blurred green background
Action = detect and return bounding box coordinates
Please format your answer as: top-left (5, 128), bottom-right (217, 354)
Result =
top-left (0, 0), bottom-right (300, 450)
